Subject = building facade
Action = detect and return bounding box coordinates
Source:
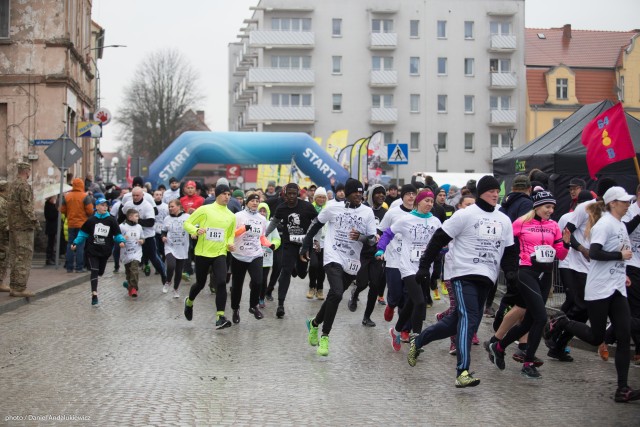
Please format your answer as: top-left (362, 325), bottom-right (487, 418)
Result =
top-left (229, 0), bottom-right (526, 177)
top-left (0, 0), bottom-right (99, 205)
top-left (525, 25), bottom-right (640, 142)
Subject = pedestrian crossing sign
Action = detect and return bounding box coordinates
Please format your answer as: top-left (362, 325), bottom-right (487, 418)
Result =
top-left (387, 143), bottom-right (408, 164)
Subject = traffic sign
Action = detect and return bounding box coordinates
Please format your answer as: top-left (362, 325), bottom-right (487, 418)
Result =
top-left (387, 144), bottom-right (408, 164)
top-left (31, 139), bottom-right (56, 146)
top-left (77, 121), bottom-right (102, 138)
top-left (44, 133), bottom-right (82, 169)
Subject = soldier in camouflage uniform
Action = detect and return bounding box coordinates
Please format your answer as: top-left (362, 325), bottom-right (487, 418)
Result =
top-left (0, 179), bottom-right (9, 292)
top-left (7, 162), bottom-right (37, 297)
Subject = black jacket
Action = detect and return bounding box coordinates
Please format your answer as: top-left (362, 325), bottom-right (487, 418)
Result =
top-left (499, 192), bottom-right (532, 223)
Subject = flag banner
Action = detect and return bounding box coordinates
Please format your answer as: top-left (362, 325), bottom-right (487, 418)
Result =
top-left (581, 103), bottom-right (636, 178)
top-left (337, 144), bottom-right (354, 175)
top-left (367, 131), bottom-right (385, 184)
top-left (350, 138), bottom-right (367, 180)
top-left (326, 130), bottom-right (349, 160)
top-left (358, 135), bottom-right (369, 183)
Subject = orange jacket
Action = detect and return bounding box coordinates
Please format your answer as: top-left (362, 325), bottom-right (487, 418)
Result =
top-left (60, 178), bottom-right (94, 228)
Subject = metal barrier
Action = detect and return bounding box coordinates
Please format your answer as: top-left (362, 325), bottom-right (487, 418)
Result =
top-left (494, 261), bottom-right (565, 311)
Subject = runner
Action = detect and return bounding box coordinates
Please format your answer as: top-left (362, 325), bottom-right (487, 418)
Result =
top-left (119, 209), bottom-right (145, 298)
top-left (253, 202), bottom-right (281, 308)
top-left (161, 199), bottom-right (190, 298)
top-left (307, 187), bottom-right (328, 300)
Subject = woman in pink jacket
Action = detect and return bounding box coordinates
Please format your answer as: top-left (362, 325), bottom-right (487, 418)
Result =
top-left (487, 191), bottom-right (569, 379)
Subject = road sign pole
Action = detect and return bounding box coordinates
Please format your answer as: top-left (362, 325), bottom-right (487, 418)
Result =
top-left (54, 136), bottom-right (68, 269)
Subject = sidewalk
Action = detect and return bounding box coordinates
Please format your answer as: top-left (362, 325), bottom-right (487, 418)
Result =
top-left (0, 253), bottom-right (90, 315)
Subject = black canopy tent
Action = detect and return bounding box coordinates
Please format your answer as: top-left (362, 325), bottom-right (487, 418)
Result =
top-left (493, 100), bottom-right (640, 216)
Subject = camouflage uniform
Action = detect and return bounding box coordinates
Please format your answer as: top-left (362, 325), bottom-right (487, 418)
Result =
top-left (0, 180), bottom-right (8, 289)
top-left (8, 164), bottom-right (37, 292)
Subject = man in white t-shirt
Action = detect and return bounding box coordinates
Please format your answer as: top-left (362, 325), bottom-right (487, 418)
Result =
top-left (407, 175), bottom-right (518, 388)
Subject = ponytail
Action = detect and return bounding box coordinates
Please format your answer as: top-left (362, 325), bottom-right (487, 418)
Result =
top-left (584, 200), bottom-right (605, 239)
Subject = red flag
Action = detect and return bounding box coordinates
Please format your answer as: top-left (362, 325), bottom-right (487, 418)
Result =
top-left (581, 103), bottom-right (636, 178)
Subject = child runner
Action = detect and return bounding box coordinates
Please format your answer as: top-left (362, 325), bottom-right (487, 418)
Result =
top-left (120, 208), bottom-right (145, 298)
top-left (162, 199), bottom-right (190, 298)
top-left (254, 202), bottom-right (281, 308)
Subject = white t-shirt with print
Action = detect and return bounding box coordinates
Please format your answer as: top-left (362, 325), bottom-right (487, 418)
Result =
top-left (121, 199), bottom-right (156, 239)
top-left (391, 214), bottom-right (441, 278)
top-left (154, 202), bottom-right (169, 235)
top-left (119, 222), bottom-right (143, 264)
top-left (163, 213), bottom-right (190, 260)
top-left (233, 209), bottom-right (267, 263)
top-left (585, 212), bottom-right (630, 300)
top-left (623, 201), bottom-right (640, 269)
top-left (566, 199), bottom-right (595, 274)
top-left (557, 211), bottom-right (573, 269)
top-left (442, 204), bottom-right (514, 283)
top-left (377, 206), bottom-right (411, 268)
top-left (319, 202), bottom-right (377, 275)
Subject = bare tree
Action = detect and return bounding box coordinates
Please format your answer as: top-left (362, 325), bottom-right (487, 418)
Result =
top-left (119, 49), bottom-right (203, 160)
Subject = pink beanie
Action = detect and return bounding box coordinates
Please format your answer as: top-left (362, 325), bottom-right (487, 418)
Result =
top-left (415, 190), bottom-right (434, 205)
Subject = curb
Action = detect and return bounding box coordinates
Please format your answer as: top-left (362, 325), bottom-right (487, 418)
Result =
top-left (0, 273), bottom-right (89, 315)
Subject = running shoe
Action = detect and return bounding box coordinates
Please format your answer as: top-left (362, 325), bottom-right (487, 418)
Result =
top-left (306, 317), bottom-right (319, 346)
top-left (91, 294), bottom-right (99, 306)
top-left (377, 296), bottom-right (386, 305)
top-left (317, 335), bottom-right (329, 356)
top-left (232, 309), bottom-right (240, 324)
top-left (144, 263), bottom-right (151, 277)
top-left (215, 316), bottom-right (232, 330)
top-left (455, 370), bottom-right (480, 388)
top-left (348, 288), bottom-right (358, 312)
top-left (183, 298), bottom-right (193, 321)
top-left (512, 350), bottom-right (544, 367)
top-left (361, 317), bottom-right (376, 327)
top-left (113, 267), bottom-right (119, 274)
top-left (488, 342), bottom-right (505, 370)
top-left (598, 343), bottom-right (609, 361)
top-left (130, 288), bottom-right (138, 298)
top-left (449, 342), bottom-right (457, 355)
top-left (440, 280), bottom-right (448, 295)
top-left (249, 306), bottom-right (264, 320)
top-left (472, 333), bottom-right (480, 345)
top-left (258, 299), bottom-right (265, 308)
top-left (484, 307), bottom-right (496, 318)
top-left (162, 284), bottom-right (169, 294)
top-left (266, 292), bottom-right (274, 302)
top-left (276, 305), bottom-right (285, 319)
top-left (389, 328), bottom-right (402, 352)
top-left (384, 305), bottom-right (394, 322)
top-left (400, 331), bottom-right (410, 343)
top-left (614, 386), bottom-right (640, 403)
top-left (547, 349), bottom-right (574, 362)
top-left (173, 289), bottom-right (180, 299)
top-left (435, 312), bottom-right (444, 322)
top-left (316, 290), bottom-right (325, 300)
top-left (182, 272), bottom-right (190, 282)
top-left (544, 313), bottom-right (568, 340)
top-left (521, 364), bottom-right (542, 379)
top-left (306, 288), bottom-right (315, 299)
top-left (408, 338), bottom-right (419, 367)
top-left (433, 288), bottom-right (441, 300)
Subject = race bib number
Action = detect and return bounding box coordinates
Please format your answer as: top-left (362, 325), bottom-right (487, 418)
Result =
top-left (205, 228), bottom-right (224, 242)
top-left (128, 231), bottom-right (138, 240)
top-left (263, 249), bottom-right (273, 264)
top-left (477, 221), bottom-right (503, 240)
top-left (290, 234), bottom-right (305, 244)
top-left (410, 244), bottom-right (426, 262)
top-left (534, 245), bottom-right (556, 263)
top-left (94, 224), bottom-right (110, 237)
top-left (346, 258), bottom-right (361, 274)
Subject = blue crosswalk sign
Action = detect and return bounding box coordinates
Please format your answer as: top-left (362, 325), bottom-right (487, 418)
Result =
top-left (387, 144), bottom-right (408, 164)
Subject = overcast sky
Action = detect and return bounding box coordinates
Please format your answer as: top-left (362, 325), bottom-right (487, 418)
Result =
top-left (91, 0), bottom-right (640, 153)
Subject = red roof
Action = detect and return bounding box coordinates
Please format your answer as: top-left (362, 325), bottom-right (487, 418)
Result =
top-left (526, 27), bottom-right (638, 68)
top-left (527, 67), bottom-right (618, 106)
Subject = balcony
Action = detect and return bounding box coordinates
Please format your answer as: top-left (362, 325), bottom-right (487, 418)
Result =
top-left (489, 34), bottom-right (516, 52)
top-left (369, 70), bottom-right (397, 87)
top-left (490, 72), bottom-right (517, 89)
top-left (491, 146), bottom-right (510, 160)
top-left (247, 105), bottom-right (315, 124)
top-left (370, 107), bottom-right (398, 124)
top-left (249, 31), bottom-right (314, 49)
top-left (248, 68), bottom-right (315, 87)
top-left (489, 109), bottom-right (517, 126)
top-left (369, 33), bottom-right (397, 50)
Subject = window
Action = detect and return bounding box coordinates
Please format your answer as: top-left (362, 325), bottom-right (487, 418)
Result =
top-left (372, 94), bottom-right (394, 108)
top-left (410, 20), bottom-right (420, 38)
top-left (410, 94), bottom-right (420, 113)
top-left (437, 20), bottom-right (447, 38)
top-left (437, 132), bottom-right (447, 150)
top-left (332, 18), bottom-right (342, 37)
top-left (271, 56), bottom-right (311, 69)
top-left (372, 19), bottom-right (393, 33)
top-left (332, 94), bottom-right (342, 112)
top-left (464, 95), bottom-right (474, 113)
top-left (490, 95), bottom-right (510, 110)
top-left (0, 0), bottom-right (9, 38)
top-left (464, 21), bottom-right (474, 39)
top-left (383, 132), bottom-right (394, 145)
top-left (491, 133), bottom-right (500, 147)
top-left (490, 58), bottom-right (511, 73)
top-left (410, 57), bottom-right (420, 75)
top-left (437, 57), bottom-right (447, 75)
top-left (271, 17), bottom-right (312, 31)
top-left (271, 93), bottom-right (312, 107)
top-left (490, 21), bottom-right (512, 35)
top-left (437, 95), bottom-right (447, 113)
top-left (372, 56), bottom-right (393, 71)
top-left (464, 133), bottom-right (474, 151)
top-left (464, 58), bottom-right (474, 76)
top-left (332, 56), bottom-right (342, 74)
top-left (619, 76), bottom-right (625, 101)
top-left (491, 133), bottom-right (510, 148)
top-left (556, 78), bottom-right (568, 100)
top-left (410, 132), bottom-right (420, 150)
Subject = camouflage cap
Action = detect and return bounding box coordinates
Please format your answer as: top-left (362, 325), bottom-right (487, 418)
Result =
top-left (17, 162), bottom-right (31, 170)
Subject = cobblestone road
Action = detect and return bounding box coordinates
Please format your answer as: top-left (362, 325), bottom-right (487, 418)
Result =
top-left (1, 265), bottom-right (638, 426)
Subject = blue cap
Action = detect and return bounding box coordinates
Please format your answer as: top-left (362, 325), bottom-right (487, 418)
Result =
top-left (95, 197), bottom-right (108, 205)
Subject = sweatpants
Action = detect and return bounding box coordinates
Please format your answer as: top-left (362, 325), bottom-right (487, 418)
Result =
top-left (142, 237), bottom-right (167, 283)
top-left (230, 256), bottom-right (263, 310)
top-left (308, 248), bottom-right (325, 291)
top-left (313, 262), bottom-right (355, 335)
top-left (385, 267), bottom-right (404, 308)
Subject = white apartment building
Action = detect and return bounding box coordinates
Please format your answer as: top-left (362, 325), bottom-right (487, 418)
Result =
top-left (229, 0), bottom-right (526, 176)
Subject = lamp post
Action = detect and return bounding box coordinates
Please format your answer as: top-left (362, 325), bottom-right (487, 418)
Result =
top-left (433, 143), bottom-right (440, 172)
top-left (507, 128), bottom-right (517, 152)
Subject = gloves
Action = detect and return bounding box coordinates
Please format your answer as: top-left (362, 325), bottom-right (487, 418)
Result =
top-left (416, 268), bottom-right (429, 285)
top-left (245, 224), bottom-right (252, 232)
top-left (375, 250), bottom-right (384, 258)
top-left (269, 244), bottom-right (276, 250)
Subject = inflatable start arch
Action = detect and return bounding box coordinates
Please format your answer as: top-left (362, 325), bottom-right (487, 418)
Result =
top-left (145, 131), bottom-right (350, 188)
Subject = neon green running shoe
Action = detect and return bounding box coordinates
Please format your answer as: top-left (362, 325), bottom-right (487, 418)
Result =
top-left (455, 370), bottom-right (480, 388)
top-left (306, 317), bottom-right (318, 346)
top-left (408, 338), bottom-right (419, 367)
top-left (317, 335), bottom-right (329, 356)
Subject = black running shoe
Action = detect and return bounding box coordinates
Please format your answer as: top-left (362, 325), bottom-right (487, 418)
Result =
top-left (615, 386), bottom-right (640, 403)
top-left (232, 309), bottom-right (240, 324)
top-left (362, 317), bottom-right (376, 327)
top-left (276, 305), bottom-right (285, 319)
top-left (184, 298), bottom-right (193, 321)
top-left (547, 349), bottom-right (574, 362)
top-left (348, 288), bottom-right (358, 312)
top-left (489, 342), bottom-right (506, 370)
top-left (512, 350), bottom-right (544, 367)
top-left (215, 316), bottom-right (232, 330)
top-left (521, 364), bottom-right (542, 379)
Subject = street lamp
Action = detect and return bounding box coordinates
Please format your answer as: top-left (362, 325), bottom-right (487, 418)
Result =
top-left (507, 128), bottom-right (517, 152)
top-left (433, 143), bottom-right (440, 172)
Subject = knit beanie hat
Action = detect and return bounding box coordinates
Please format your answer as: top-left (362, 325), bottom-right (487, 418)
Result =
top-left (344, 178), bottom-right (363, 197)
top-left (215, 184), bottom-right (231, 197)
top-left (132, 176), bottom-right (144, 188)
top-left (232, 189), bottom-right (244, 198)
top-left (314, 187), bottom-right (327, 198)
top-left (532, 190), bottom-right (556, 208)
top-left (577, 189), bottom-right (594, 204)
top-left (217, 178), bottom-right (230, 188)
top-left (476, 175), bottom-right (500, 197)
top-left (335, 182), bottom-right (345, 193)
top-left (401, 184), bottom-right (417, 199)
top-left (415, 190), bottom-right (435, 205)
top-left (371, 185), bottom-right (386, 197)
top-left (246, 193), bottom-right (260, 203)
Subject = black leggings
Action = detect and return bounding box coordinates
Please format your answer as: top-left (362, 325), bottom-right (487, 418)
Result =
top-left (559, 268), bottom-right (575, 314)
top-left (500, 267), bottom-right (552, 362)
top-left (86, 255), bottom-right (108, 293)
top-left (313, 262), bottom-right (354, 335)
top-left (277, 244), bottom-right (309, 305)
top-left (308, 248), bottom-right (325, 290)
top-left (267, 245), bottom-right (283, 293)
top-left (564, 291), bottom-right (631, 388)
top-left (231, 256), bottom-right (263, 310)
top-left (165, 253), bottom-right (186, 290)
top-left (354, 255), bottom-right (384, 319)
top-left (257, 267), bottom-right (270, 299)
top-left (394, 275), bottom-right (426, 334)
top-left (188, 255), bottom-right (228, 312)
